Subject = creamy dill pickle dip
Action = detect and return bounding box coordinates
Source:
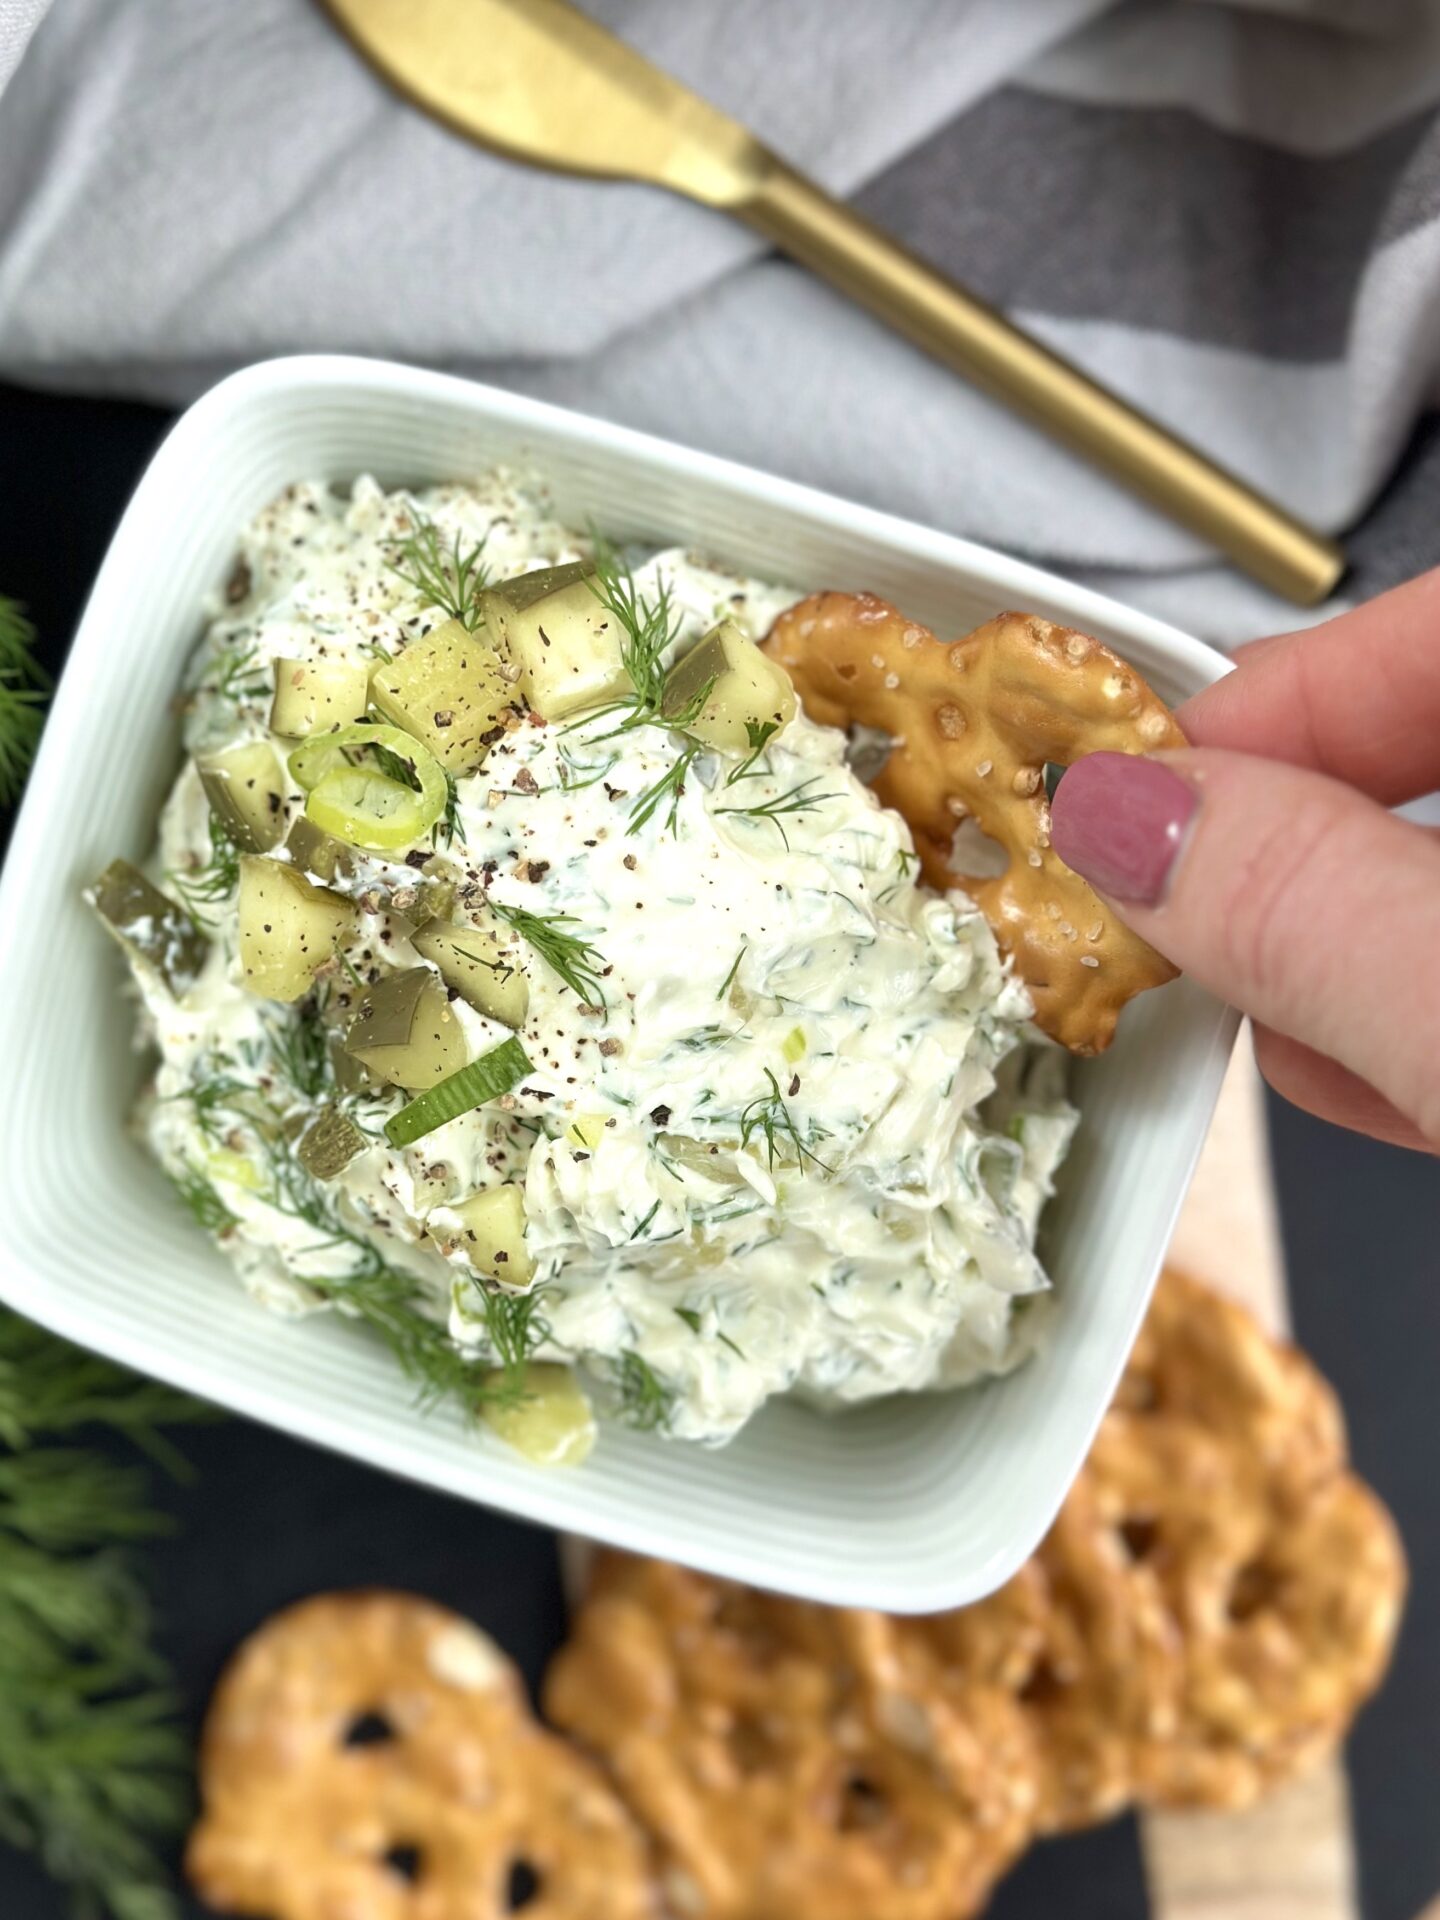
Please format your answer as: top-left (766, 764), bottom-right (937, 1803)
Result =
top-left (98, 473), bottom-right (1076, 1454)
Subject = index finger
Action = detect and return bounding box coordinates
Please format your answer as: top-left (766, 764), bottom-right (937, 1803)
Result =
top-left (1177, 567), bottom-right (1440, 806)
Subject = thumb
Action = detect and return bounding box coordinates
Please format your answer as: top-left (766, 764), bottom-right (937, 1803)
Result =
top-left (1049, 748), bottom-right (1440, 1148)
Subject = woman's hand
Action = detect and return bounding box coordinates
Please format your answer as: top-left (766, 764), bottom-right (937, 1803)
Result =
top-left (1050, 569), bottom-right (1440, 1154)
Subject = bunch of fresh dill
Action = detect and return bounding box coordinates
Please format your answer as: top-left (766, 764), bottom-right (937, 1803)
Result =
top-left (0, 1311), bottom-right (212, 1920)
top-left (0, 600), bottom-right (49, 807)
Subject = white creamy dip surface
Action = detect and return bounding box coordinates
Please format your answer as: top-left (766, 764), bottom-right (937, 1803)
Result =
top-left (131, 473), bottom-right (1076, 1446)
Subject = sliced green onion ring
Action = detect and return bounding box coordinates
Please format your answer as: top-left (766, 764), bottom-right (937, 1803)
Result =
top-left (288, 722), bottom-right (447, 851)
top-left (384, 1036), bottom-right (532, 1148)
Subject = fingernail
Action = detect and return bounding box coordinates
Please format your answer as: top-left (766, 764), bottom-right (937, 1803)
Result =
top-left (1049, 753), bottom-right (1197, 905)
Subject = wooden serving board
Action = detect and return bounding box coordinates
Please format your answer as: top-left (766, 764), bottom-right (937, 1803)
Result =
top-left (1151, 1024), bottom-right (1358, 1920)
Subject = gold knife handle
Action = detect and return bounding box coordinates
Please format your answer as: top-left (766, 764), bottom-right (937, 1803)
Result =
top-left (739, 160), bottom-right (1344, 607)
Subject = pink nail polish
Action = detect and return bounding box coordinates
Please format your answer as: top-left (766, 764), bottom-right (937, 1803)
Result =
top-left (1049, 753), bottom-right (1197, 905)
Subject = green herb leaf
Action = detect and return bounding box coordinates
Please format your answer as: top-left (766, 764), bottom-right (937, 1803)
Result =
top-left (724, 717), bottom-right (779, 786)
top-left (0, 1307), bottom-right (212, 1920)
top-left (168, 1165), bottom-right (238, 1235)
top-left (585, 531), bottom-right (678, 724)
top-left (737, 1069), bottom-right (833, 1176)
top-left (626, 739), bottom-right (702, 837)
top-left (716, 943), bottom-right (748, 1003)
top-left (166, 812), bottom-right (241, 930)
top-left (714, 776), bottom-right (835, 849)
top-left (488, 900), bottom-right (608, 1006)
top-left (433, 767), bottom-right (466, 850)
top-left (614, 1350), bottom-right (671, 1432)
top-left (0, 600), bottom-right (49, 807)
top-left (387, 509), bottom-right (491, 631)
top-left (472, 1287), bottom-right (550, 1409)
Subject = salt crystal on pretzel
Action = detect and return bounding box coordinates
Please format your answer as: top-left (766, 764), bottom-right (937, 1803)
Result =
top-left (186, 1590), bottom-right (656, 1920)
top-left (764, 594), bottom-right (1187, 1054)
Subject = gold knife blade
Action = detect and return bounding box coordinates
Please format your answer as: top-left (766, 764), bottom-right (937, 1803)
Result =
top-left (319, 0), bottom-right (1345, 606)
top-left (320, 0), bottom-right (764, 205)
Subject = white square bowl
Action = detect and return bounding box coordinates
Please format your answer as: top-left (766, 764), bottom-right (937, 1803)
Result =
top-left (0, 356), bottom-right (1237, 1612)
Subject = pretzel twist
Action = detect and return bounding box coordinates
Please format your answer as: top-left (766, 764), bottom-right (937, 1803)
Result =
top-left (187, 1591), bottom-right (655, 1920)
top-left (763, 595), bottom-right (1186, 1054)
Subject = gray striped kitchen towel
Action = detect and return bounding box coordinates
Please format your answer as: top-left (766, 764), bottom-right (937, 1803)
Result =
top-left (1, 0), bottom-right (1438, 645)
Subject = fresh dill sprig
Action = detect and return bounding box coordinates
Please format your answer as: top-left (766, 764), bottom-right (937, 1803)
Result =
top-left (196, 633), bottom-right (269, 707)
top-left (266, 1000), bottom-right (333, 1102)
top-left (0, 1306), bottom-right (211, 1920)
top-left (738, 1069), bottom-right (833, 1175)
top-left (433, 767), bottom-right (465, 850)
top-left (0, 1316), bottom-right (210, 1465)
top-left (714, 776), bottom-right (835, 850)
top-left (488, 900), bottom-right (608, 1006)
top-left (388, 510), bottom-right (490, 631)
top-left (626, 739), bottom-right (702, 838)
top-left (0, 599), bottom-right (49, 806)
top-left (167, 1075), bottom-right (496, 1420)
top-left (169, 1165), bottom-right (239, 1235)
top-left (678, 1025), bottom-right (743, 1052)
top-left (716, 942), bottom-right (748, 1003)
top-left (369, 738), bottom-right (424, 790)
top-left (585, 531), bottom-right (680, 726)
top-left (578, 536), bottom-right (719, 838)
top-left (552, 747), bottom-right (619, 793)
top-left (724, 718), bottom-right (779, 787)
top-left (167, 811), bottom-right (240, 927)
top-left (614, 1350), bottom-right (671, 1432)
top-left (473, 1286), bottom-right (549, 1409)
top-left (171, 1068), bottom-right (256, 1146)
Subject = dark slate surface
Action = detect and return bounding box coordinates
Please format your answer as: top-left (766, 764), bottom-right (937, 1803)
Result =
top-left (0, 381), bottom-right (1433, 1920)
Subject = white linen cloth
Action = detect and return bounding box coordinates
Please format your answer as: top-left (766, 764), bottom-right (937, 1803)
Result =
top-left (2, 0), bottom-right (1440, 644)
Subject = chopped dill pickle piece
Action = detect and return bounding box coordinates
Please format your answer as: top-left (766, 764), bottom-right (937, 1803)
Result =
top-left (237, 857), bottom-right (356, 1003)
top-left (662, 619), bottom-right (796, 753)
top-left (344, 967), bottom-right (468, 1091)
top-left (565, 1114), bottom-right (608, 1151)
top-left (482, 1363), bottom-right (594, 1466)
top-left (399, 878), bottom-right (458, 927)
top-left (204, 1146), bottom-right (262, 1191)
top-left (90, 859), bottom-right (208, 994)
top-left (447, 1182), bottom-right (532, 1285)
top-left (782, 1026), bottom-right (807, 1064)
top-left (480, 564), bottom-right (628, 720)
top-left (284, 813), bottom-right (353, 884)
top-left (411, 918), bottom-right (528, 1027)
top-left (196, 741), bottom-right (286, 852)
top-left (657, 1133), bottom-right (745, 1186)
top-left (383, 1036), bottom-right (530, 1148)
top-left (330, 1035), bottom-right (375, 1095)
top-left (297, 1103), bottom-right (368, 1180)
top-left (368, 617), bottom-right (513, 772)
top-left (269, 655), bottom-right (370, 736)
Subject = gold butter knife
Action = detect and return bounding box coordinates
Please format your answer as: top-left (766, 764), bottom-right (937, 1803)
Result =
top-left (320, 0), bottom-right (1344, 606)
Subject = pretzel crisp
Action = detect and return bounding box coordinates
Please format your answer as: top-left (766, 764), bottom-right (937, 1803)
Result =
top-left (548, 1273), bottom-right (1406, 1909)
top-left (764, 594), bottom-right (1186, 1054)
top-left (187, 1591), bottom-right (655, 1920)
top-left (1115, 1268), bottom-right (1347, 1508)
top-left (1085, 1410), bottom-right (1407, 1811)
top-left (908, 1478), bottom-right (1184, 1834)
top-left (544, 1554), bottom-right (1038, 1920)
